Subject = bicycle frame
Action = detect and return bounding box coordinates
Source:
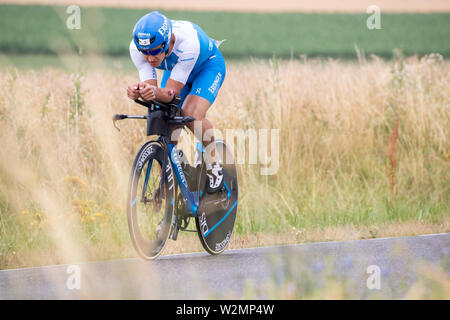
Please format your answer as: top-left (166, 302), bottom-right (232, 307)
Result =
top-left (168, 143), bottom-right (199, 216)
top-left (115, 98), bottom-right (202, 217)
top-left (120, 97), bottom-right (238, 259)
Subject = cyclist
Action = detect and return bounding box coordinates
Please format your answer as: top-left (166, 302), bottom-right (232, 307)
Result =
top-left (127, 11), bottom-right (225, 194)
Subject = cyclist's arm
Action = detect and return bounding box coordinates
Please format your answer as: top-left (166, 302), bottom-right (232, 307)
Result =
top-left (136, 79), bottom-right (182, 103)
top-left (154, 79), bottom-right (184, 103)
top-left (143, 79), bottom-right (157, 86)
top-left (130, 41), bottom-right (157, 82)
top-left (132, 45), bottom-right (196, 103)
top-left (153, 51), bottom-right (197, 103)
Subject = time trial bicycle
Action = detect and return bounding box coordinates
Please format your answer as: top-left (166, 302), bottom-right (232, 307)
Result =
top-left (113, 97), bottom-right (238, 259)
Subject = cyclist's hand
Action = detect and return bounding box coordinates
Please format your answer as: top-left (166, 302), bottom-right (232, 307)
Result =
top-left (127, 83), bottom-right (140, 100)
top-left (138, 82), bottom-right (157, 101)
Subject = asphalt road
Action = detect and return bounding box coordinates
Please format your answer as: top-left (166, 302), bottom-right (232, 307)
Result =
top-left (0, 233), bottom-right (448, 299)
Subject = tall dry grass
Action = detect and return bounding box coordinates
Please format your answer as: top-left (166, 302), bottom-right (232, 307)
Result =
top-left (0, 54), bottom-right (449, 268)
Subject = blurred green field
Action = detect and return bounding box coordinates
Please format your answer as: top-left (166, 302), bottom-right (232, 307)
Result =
top-left (0, 4), bottom-right (449, 59)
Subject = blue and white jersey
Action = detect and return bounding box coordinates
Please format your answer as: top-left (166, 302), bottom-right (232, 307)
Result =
top-left (130, 20), bottom-right (220, 85)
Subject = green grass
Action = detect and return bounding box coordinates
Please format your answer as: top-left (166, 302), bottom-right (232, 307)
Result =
top-left (0, 4), bottom-right (449, 59)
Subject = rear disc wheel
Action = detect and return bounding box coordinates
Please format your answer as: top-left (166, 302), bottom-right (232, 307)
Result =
top-left (195, 140), bottom-right (238, 255)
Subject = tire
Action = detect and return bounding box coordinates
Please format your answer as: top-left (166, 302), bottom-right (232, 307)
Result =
top-left (127, 141), bottom-right (176, 260)
top-left (195, 140), bottom-right (238, 255)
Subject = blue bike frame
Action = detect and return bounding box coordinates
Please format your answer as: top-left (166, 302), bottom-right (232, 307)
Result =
top-left (166, 141), bottom-right (233, 218)
top-left (168, 143), bottom-right (199, 216)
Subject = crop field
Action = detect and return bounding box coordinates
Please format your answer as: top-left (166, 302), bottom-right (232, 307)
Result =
top-left (0, 5), bottom-right (450, 59)
top-left (0, 3), bottom-right (449, 270)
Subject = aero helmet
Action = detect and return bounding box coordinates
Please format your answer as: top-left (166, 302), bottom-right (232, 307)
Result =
top-left (133, 11), bottom-right (172, 55)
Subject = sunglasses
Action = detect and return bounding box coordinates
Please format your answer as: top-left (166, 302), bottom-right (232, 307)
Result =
top-left (139, 44), bottom-right (166, 56)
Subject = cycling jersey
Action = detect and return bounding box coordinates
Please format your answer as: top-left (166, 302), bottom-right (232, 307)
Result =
top-left (130, 20), bottom-right (226, 106)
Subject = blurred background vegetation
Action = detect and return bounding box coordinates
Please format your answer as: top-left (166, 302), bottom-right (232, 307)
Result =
top-left (0, 3), bottom-right (448, 271)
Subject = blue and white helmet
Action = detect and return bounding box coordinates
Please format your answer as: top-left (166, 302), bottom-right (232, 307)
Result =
top-left (133, 11), bottom-right (172, 55)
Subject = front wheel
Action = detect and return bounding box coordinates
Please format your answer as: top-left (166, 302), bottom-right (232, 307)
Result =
top-left (195, 140), bottom-right (238, 255)
top-left (127, 141), bottom-right (176, 260)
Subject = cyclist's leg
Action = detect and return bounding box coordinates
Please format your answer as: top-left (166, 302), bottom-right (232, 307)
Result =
top-left (181, 54), bottom-right (226, 193)
top-left (181, 53), bottom-right (226, 163)
top-left (182, 95), bottom-right (212, 156)
top-left (182, 94), bottom-right (224, 193)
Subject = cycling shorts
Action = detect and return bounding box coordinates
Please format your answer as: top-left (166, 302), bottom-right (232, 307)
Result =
top-left (161, 49), bottom-right (226, 108)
